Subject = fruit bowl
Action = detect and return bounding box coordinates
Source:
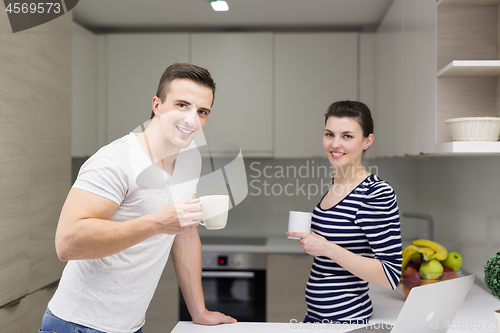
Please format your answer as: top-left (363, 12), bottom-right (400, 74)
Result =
top-left (399, 269), bottom-right (462, 298)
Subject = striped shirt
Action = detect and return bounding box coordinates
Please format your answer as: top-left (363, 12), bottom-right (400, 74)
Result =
top-left (305, 174), bottom-right (402, 323)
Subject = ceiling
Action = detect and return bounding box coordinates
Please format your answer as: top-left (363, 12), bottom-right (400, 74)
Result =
top-left (73, 0), bottom-right (394, 33)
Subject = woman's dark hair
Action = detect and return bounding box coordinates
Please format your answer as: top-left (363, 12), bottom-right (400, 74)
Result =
top-left (324, 100), bottom-right (374, 138)
top-left (151, 63), bottom-right (216, 119)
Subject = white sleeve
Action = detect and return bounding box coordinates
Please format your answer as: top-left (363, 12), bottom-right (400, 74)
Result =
top-left (73, 146), bottom-right (131, 205)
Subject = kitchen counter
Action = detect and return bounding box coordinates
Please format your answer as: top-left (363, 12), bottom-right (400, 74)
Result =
top-left (201, 236), bottom-right (306, 254)
top-left (171, 281), bottom-right (500, 332)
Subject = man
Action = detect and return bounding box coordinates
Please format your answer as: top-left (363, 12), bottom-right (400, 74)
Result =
top-left (40, 63), bottom-right (236, 333)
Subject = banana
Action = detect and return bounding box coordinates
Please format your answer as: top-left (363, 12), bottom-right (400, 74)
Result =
top-left (416, 246), bottom-right (435, 261)
top-left (402, 245), bottom-right (420, 271)
top-left (412, 239), bottom-right (448, 261)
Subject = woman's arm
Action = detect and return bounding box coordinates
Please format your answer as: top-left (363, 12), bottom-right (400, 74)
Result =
top-left (287, 231), bottom-right (392, 288)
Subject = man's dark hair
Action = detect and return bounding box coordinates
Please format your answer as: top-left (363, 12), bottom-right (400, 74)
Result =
top-left (151, 63), bottom-right (216, 119)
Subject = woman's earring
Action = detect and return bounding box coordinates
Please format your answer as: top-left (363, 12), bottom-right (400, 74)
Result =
top-left (364, 146), bottom-right (368, 150)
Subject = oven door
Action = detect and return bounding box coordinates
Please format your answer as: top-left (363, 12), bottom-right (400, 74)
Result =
top-left (179, 269), bottom-right (266, 322)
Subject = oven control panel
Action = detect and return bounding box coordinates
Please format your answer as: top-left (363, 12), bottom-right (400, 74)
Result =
top-left (202, 252), bottom-right (266, 270)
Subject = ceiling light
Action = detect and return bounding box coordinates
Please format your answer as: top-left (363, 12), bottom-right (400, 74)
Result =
top-left (210, 0), bottom-right (229, 11)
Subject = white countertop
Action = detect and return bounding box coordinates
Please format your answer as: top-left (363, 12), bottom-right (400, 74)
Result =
top-left (201, 236), bottom-right (306, 254)
top-left (171, 282), bottom-right (500, 333)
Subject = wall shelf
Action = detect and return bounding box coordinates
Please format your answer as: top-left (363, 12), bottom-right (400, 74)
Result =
top-left (438, 0), bottom-right (500, 6)
top-left (437, 60), bottom-right (500, 77)
top-left (436, 141), bottom-right (500, 154)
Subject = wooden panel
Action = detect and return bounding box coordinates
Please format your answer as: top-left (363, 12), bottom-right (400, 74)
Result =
top-left (27, 283), bottom-right (58, 332)
top-left (266, 254), bottom-right (313, 323)
top-left (274, 33), bottom-right (358, 158)
top-left (437, 78), bottom-right (497, 143)
top-left (0, 296), bottom-right (29, 332)
top-left (498, 4), bottom-right (500, 60)
top-left (28, 30), bottom-right (71, 292)
top-left (497, 77), bottom-right (500, 116)
top-left (0, 32), bottom-right (31, 307)
top-left (143, 258), bottom-right (179, 332)
top-left (0, 1), bottom-right (12, 33)
top-left (437, 6), bottom-right (497, 71)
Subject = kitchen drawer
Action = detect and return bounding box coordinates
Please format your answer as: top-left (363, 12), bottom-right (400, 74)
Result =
top-left (266, 254), bottom-right (313, 322)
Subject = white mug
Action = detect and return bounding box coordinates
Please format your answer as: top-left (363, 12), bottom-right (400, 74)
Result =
top-left (287, 211), bottom-right (312, 239)
top-left (198, 195), bottom-right (230, 230)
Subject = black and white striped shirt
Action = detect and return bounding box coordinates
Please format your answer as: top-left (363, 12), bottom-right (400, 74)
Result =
top-left (305, 174), bottom-right (402, 323)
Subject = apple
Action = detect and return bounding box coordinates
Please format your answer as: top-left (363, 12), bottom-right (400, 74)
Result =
top-left (442, 252), bottom-right (462, 271)
top-left (402, 267), bottom-right (421, 289)
top-left (419, 259), bottom-right (443, 280)
top-left (441, 266), bottom-right (458, 280)
top-left (407, 258), bottom-right (421, 271)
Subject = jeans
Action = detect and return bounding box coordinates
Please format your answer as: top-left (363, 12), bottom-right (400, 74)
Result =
top-left (39, 308), bottom-right (143, 333)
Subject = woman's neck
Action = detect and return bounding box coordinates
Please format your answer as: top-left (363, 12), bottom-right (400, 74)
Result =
top-left (333, 165), bottom-right (370, 186)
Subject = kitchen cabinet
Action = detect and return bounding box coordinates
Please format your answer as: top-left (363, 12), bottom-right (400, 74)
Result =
top-left (143, 258), bottom-right (179, 333)
top-left (0, 8), bottom-right (69, 310)
top-left (106, 33), bottom-right (190, 143)
top-left (266, 254), bottom-right (313, 322)
top-left (375, 0), bottom-right (436, 157)
top-left (274, 33), bottom-right (358, 158)
top-left (435, 0), bottom-right (500, 154)
top-left (375, 0), bottom-right (500, 157)
top-left (190, 33), bottom-right (274, 157)
top-left (0, 297), bottom-right (29, 332)
top-left (0, 282), bottom-right (58, 331)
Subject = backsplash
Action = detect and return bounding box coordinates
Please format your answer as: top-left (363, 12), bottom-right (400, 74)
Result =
top-left (71, 154), bottom-right (500, 282)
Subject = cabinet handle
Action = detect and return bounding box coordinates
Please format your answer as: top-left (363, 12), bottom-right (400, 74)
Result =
top-left (202, 271), bottom-right (255, 278)
top-left (0, 279), bottom-right (60, 309)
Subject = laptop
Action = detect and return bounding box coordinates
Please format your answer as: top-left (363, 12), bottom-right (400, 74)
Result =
top-left (347, 274), bottom-right (476, 333)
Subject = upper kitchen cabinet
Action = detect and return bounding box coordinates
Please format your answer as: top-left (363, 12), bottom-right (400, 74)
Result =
top-left (375, 0), bottom-right (437, 157)
top-left (106, 33), bottom-right (190, 143)
top-left (274, 33), bottom-right (358, 158)
top-left (375, 0), bottom-right (500, 157)
top-left (435, 0), bottom-right (500, 154)
top-left (190, 33), bottom-right (274, 157)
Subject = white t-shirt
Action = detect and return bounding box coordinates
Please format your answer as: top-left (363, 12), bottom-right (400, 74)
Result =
top-left (48, 133), bottom-right (201, 333)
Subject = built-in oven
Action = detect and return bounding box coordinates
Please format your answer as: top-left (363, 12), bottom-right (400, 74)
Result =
top-left (179, 252), bottom-right (266, 322)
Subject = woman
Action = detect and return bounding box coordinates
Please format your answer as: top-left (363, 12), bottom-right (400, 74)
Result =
top-left (287, 101), bottom-right (402, 324)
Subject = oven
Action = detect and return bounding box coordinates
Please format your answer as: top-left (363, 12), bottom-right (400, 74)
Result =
top-left (179, 252), bottom-right (266, 322)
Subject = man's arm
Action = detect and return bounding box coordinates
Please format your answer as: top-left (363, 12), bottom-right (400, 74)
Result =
top-left (55, 188), bottom-right (201, 261)
top-left (171, 217), bottom-right (236, 325)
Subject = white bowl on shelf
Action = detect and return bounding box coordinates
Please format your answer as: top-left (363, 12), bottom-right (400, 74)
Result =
top-left (445, 117), bottom-right (500, 141)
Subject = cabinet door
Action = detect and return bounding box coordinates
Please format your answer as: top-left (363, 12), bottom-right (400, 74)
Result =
top-left (27, 283), bottom-right (58, 331)
top-left (28, 28), bottom-right (71, 292)
top-left (274, 33), bottom-right (358, 158)
top-left (190, 33), bottom-right (274, 156)
top-left (267, 254), bottom-right (313, 322)
top-left (143, 258), bottom-right (178, 333)
top-left (375, 0), bottom-right (437, 156)
top-left (0, 297), bottom-right (29, 332)
top-left (106, 34), bottom-right (190, 143)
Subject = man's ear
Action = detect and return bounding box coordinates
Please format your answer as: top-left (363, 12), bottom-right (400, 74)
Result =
top-left (151, 96), bottom-right (161, 116)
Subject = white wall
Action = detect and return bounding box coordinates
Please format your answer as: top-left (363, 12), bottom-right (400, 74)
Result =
top-left (416, 156), bottom-right (500, 281)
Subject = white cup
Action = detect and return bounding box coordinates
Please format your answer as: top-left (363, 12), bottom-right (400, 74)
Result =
top-left (198, 195), bottom-right (230, 230)
top-left (287, 211), bottom-right (312, 239)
